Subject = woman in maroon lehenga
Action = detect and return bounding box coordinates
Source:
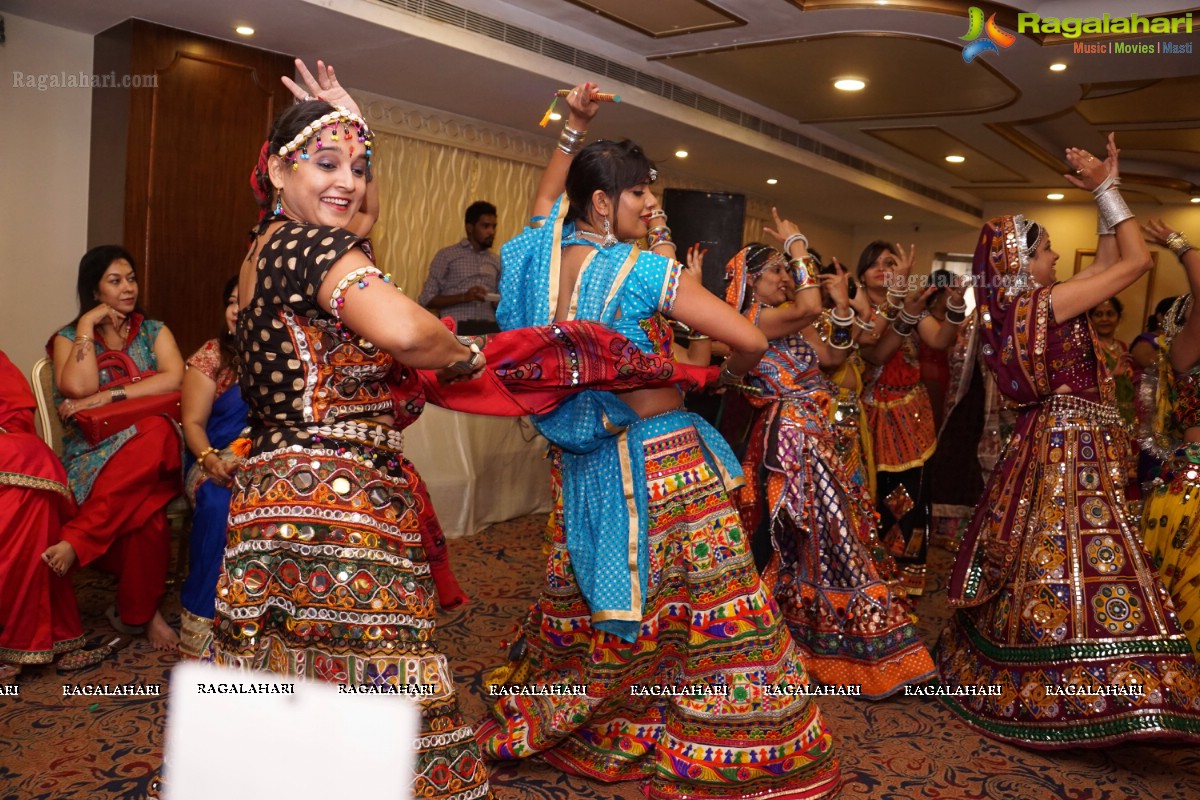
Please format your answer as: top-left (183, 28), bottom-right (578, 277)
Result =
top-left (0, 350), bottom-right (83, 679)
top-left (938, 136), bottom-right (1200, 747)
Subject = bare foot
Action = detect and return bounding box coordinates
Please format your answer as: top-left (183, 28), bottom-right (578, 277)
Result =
top-left (146, 611), bottom-right (180, 652)
top-left (42, 540), bottom-right (76, 576)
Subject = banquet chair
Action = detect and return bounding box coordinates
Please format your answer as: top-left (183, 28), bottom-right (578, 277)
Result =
top-left (29, 356), bottom-right (193, 586)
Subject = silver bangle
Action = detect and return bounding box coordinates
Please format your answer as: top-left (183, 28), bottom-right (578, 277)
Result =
top-left (1166, 231), bottom-right (1195, 260)
top-left (1096, 187), bottom-right (1133, 230)
top-left (445, 336), bottom-right (484, 376)
top-left (782, 232), bottom-right (809, 255)
top-left (829, 308), bottom-right (855, 327)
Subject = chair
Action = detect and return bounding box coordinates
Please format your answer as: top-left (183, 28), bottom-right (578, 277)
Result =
top-left (30, 357), bottom-right (65, 456)
top-left (28, 357), bottom-right (193, 586)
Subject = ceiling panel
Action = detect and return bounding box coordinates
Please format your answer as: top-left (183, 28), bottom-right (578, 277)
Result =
top-left (561, 0), bottom-right (744, 38)
top-left (865, 127), bottom-right (1026, 183)
top-left (1078, 76), bottom-right (1200, 125)
top-left (657, 35), bottom-right (1018, 123)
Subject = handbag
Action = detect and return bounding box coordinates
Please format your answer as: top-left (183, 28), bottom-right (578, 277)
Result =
top-left (74, 350), bottom-right (181, 445)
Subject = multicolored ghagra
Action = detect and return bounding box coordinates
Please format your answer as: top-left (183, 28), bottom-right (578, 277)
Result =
top-left (477, 413), bottom-right (840, 799)
top-left (736, 323), bottom-right (935, 699)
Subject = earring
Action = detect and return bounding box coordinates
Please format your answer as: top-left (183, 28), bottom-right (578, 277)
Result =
top-left (602, 215), bottom-right (617, 247)
top-left (273, 191), bottom-right (283, 216)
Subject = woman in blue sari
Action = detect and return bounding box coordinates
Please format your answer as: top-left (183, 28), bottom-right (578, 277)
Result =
top-left (178, 276), bottom-right (249, 657)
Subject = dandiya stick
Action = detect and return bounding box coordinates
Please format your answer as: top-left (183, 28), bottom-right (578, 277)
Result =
top-left (539, 89), bottom-right (622, 126)
top-left (554, 89), bottom-right (621, 102)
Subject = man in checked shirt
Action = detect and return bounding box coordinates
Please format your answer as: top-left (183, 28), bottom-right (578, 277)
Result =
top-left (418, 201), bottom-right (501, 334)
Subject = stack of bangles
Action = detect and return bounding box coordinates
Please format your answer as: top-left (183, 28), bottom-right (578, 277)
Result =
top-left (790, 256), bottom-right (820, 292)
top-left (828, 307), bottom-right (854, 349)
top-left (196, 446), bottom-right (219, 473)
top-left (1166, 231), bottom-right (1194, 260)
top-left (945, 296), bottom-right (967, 325)
top-left (854, 314), bottom-right (877, 332)
top-left (892, 308), bottom-right (921, 336)
top-left (646, 209), bottom-right (674, 251)
top-left (559, 124), bottom-right (585, 156)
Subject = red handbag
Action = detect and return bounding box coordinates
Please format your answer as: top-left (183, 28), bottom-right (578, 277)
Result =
top-left (74, 350), bottom-right (181, 445)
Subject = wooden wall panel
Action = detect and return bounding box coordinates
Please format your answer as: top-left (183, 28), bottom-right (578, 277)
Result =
top-left (95, 20), bottom-right (293, 357)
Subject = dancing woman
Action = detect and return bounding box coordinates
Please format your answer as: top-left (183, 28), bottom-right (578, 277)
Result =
top-left (216, 67), bottom-right (726, 798)
top-left (725, 241), bottom-right (935, 698)
top-left (477, 84), bottom-right (840, 800)
top-left (1139, 219), bottom-right (1200, 655)
top-left (938, 136), bottom-right (1200, 747)
top-left (856, 243), bottom-right (965, 595)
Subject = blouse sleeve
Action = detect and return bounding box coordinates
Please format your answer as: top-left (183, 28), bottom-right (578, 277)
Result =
top-left (625, 251), bottom-right (683, 316)
top-left (187, 339), bottom-right (223, 382)
top-left (265, 223), bottom-right (366, 316)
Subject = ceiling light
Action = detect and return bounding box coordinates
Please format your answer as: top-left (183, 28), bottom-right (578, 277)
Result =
top-left (766, 178), bottom-right (778, 185)
top-left (548, 112), bottom-right (562, 121)
top-left (945, 155), bottom-right (966, 164)
top-left (1049, 62), bottom-right (1067, 72)
top-left (1046, 193), bottom-right (1065, 200)
top-left (234, 25), bottom-right (255, 36)
top-left (675, 150), bottom-right (688, 158)
top-left (1191, 197), bottom-right (1200, 204)
top-left (833, 78), bottom-right (866, 92)
top-left (883, 214), bottom-right (893, 220)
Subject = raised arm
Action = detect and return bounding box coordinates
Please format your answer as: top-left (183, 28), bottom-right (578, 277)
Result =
top-left (917, 276), bottom-right (968, 351)
top-left (1065, 134), bottom-right (1121, 278)
top-left (754, 208), bottom-right (824, 340)
top-left (530, 83), bottom-right (600, 220)
top-left (1144, 219), bottom-right (1200, 372)
top-left (1050, 138), bottom-right (1152, 322)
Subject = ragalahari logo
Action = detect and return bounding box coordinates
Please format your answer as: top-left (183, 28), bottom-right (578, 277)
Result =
top-left (960, 7), bottom-right (1016, 62)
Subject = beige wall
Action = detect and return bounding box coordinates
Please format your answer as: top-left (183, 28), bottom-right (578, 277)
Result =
top-left (0, 14), bottom-right (93, 377)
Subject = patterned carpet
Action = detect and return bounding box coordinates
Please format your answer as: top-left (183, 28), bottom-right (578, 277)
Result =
top-left (3, 514), bottom-right (1200, 800)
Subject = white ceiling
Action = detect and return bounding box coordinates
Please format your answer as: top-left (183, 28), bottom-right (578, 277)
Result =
top-left (3, 0), bottom-right (1198, 234)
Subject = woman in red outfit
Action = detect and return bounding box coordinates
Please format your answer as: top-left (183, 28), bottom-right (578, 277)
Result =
top-left (44, 245), bottom-right (184, 651)
top-left (0, 350), bottom-right (84, 679)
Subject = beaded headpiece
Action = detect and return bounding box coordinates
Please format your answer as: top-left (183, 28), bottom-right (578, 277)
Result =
top-left (724, 243), bottom-right (786, 312)
top-left (276, 107), bottom-right (374, 172)
top-left (1002, 214), bottom-right (1044, 299)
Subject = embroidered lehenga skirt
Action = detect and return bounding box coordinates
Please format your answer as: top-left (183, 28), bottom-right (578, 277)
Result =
top-left (1142, 442), bottom-right (1200, 656)
top-left (213, 422), bottom-right (491, 800)
top-left (477, 417), bottom-right (841, 800)
top-left (741, 399), bottom-right (935, 699)
top-left (938, 396), bottom-right (1200, 747)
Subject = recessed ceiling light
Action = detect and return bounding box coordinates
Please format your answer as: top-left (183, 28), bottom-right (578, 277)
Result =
top-left (945, 155), bottom-right (966, 164)
top-left (1192, 197), bottom-right (1200, 204)
top-left (548, 112), bottom-right (562, 121)
top-left (1047, 193), bottom-right (1065, 200)
top-left (833, 78), bottom-right (866, 92)
top-left (234, 25), bottom-right (255, 36)
top-left (766, 178), bottom-right (779, 185)
top-left (675, 150), bottom-right (688, 158)
top-left (883, 214), bottom-right (894, 220)
top-left (1049, 62), bottom-right (1067, 72)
